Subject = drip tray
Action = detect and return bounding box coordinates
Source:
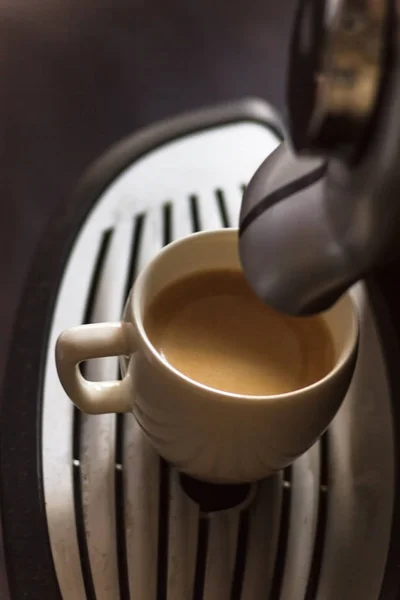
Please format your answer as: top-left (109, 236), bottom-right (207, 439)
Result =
top-left (34, 101), bottom-right (395, 600)
top-left (77, 413), bottom-right (321, 600)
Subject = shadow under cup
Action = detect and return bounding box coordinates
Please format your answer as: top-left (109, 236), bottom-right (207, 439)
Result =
top-left (123, 229), bottom-right (359, 485)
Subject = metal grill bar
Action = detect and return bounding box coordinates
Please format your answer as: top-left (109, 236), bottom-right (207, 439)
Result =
top-left (281, 443), bottom-right (321, 600)
top-left (167, 470), bottom-right (199, 598)
top-left (231, 510), bottom-right (251, 599)
top-left (269, 467), bottom-right (293, 599)
top-left (73, 228), bottom-right (114, 599)
top-left (241, 474), bottom-right (283, 599)
top-left (117, 213), bottom-right (147, 599)
top-left (193, 517), bottom-right (210, 600)
top-left (79, 218), bottom-right (135, 599)
top-left (304, 436), bottom-right (328, 600)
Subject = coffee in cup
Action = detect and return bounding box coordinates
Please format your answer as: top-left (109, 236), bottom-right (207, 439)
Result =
top-left (145, 268), bottom-right (334, 396)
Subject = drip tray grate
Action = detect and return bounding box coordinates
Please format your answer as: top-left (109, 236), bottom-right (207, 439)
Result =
top-left (40, 104), bottom-right (394, 600)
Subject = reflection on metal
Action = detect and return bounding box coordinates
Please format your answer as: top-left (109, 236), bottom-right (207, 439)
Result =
top-left (316, 0), bottom-right (387, 122)
top-left (291, 0), bottom-right (388, 151)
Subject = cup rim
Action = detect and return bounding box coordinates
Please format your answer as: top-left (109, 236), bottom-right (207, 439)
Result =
top-left (128, 228), bottom-right (359, 403)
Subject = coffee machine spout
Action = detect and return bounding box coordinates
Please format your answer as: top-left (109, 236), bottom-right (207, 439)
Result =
top-left (239, 0), bottom-right (400, 316)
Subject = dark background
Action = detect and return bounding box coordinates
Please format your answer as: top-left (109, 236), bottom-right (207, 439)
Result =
top-left (0, 0), bottom-right (296, 380)
top-left (0, 0), bottom-right (295, 594)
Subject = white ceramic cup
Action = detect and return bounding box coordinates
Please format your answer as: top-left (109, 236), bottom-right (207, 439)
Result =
top-left (55, 229), bottom-right (359, 483)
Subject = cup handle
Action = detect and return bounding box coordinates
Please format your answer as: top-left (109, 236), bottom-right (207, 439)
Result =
top-left (55, 322), bottom-right (136, 414)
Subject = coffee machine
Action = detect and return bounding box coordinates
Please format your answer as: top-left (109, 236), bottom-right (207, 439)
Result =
top-left (1, 1), bottom-right (399, 599)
